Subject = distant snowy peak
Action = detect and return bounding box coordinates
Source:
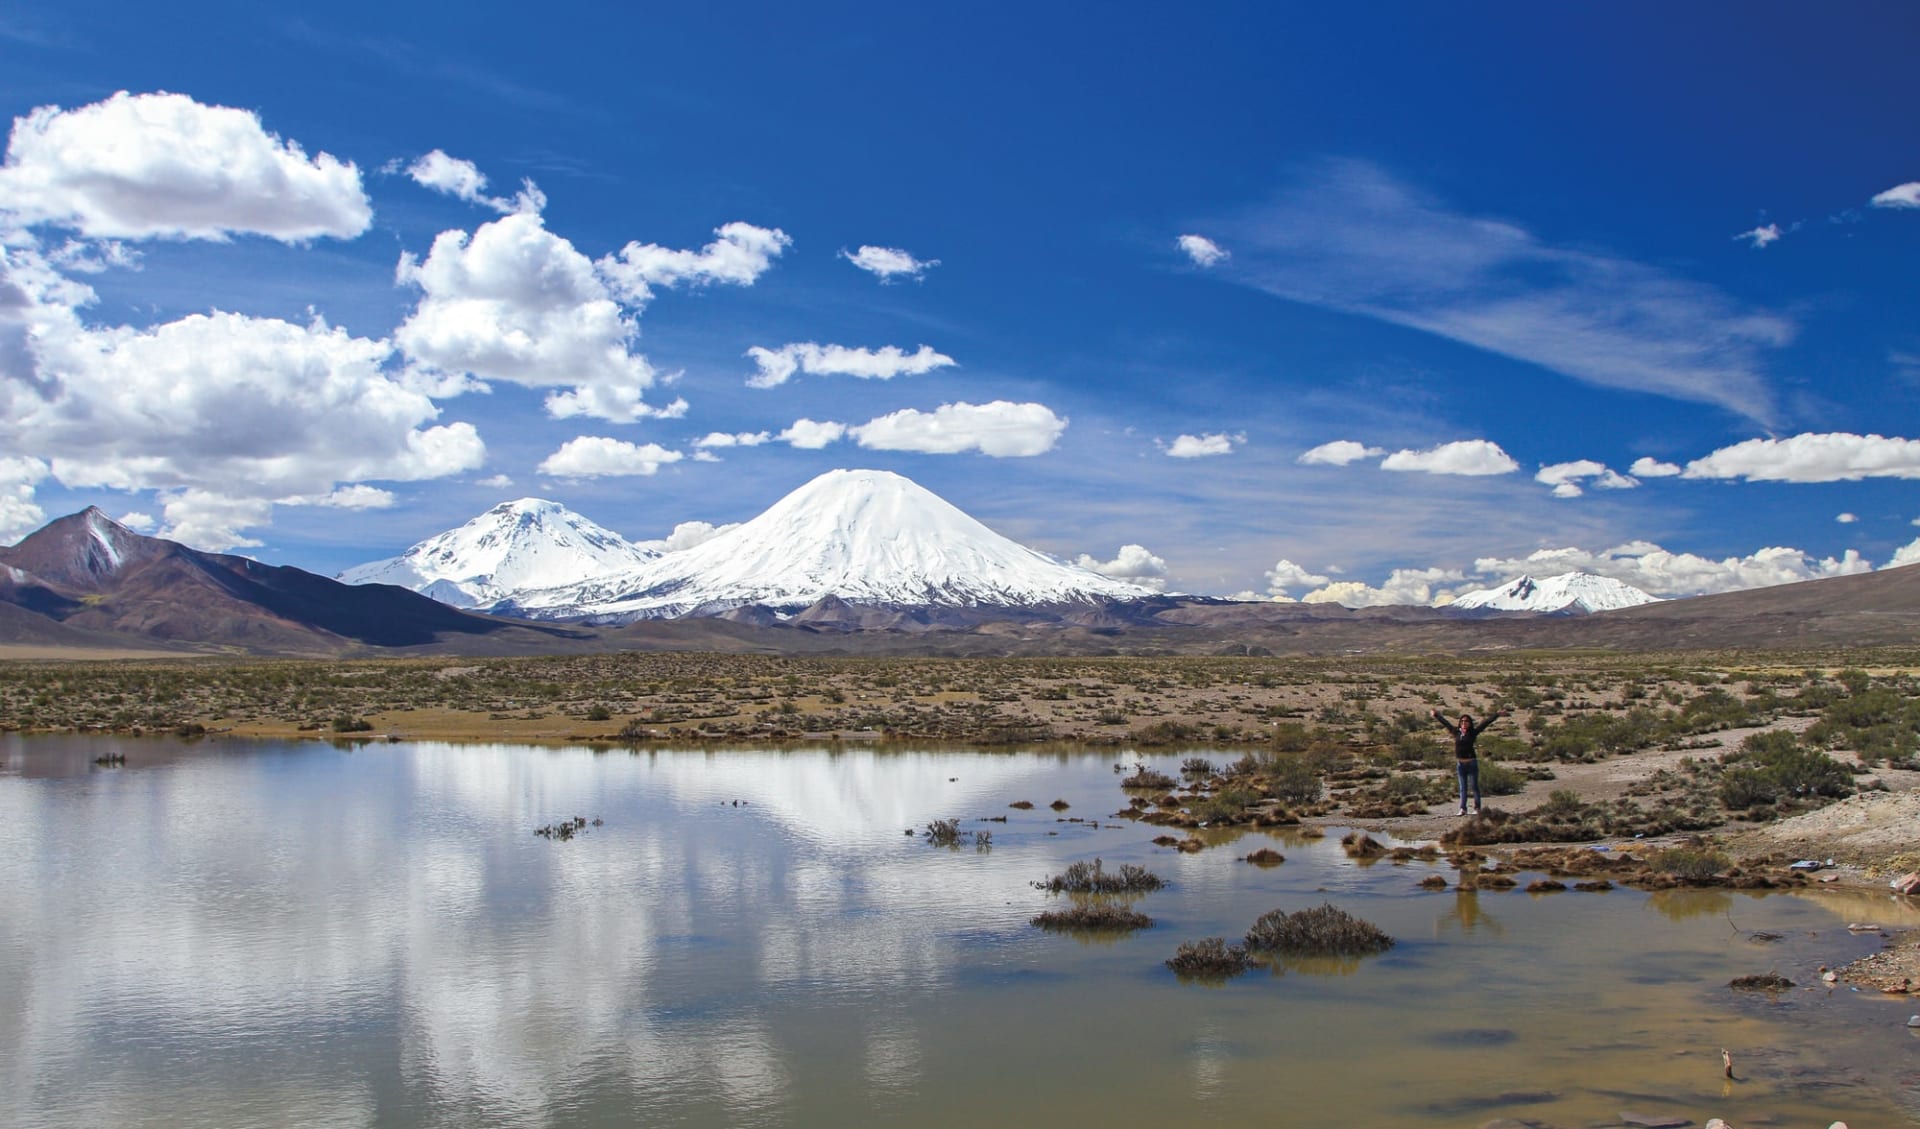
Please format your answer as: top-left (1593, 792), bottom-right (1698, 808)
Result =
top-left (503, 468), bottom-right (1155, 621)
top-left (1449, 571), bottom-right (1659, 614)
top-left (337, 498), bottom-right (658, 608)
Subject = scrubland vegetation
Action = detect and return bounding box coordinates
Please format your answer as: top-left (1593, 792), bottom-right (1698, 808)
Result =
top-left (4, 651), bottom-right (1913, 858)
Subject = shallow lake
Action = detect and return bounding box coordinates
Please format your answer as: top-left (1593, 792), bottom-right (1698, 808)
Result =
top-left (2, 735), bottom-right (1916, 1128)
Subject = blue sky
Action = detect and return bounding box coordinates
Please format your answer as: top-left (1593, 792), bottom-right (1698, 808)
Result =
top-left (2, 2), bottom-right (1918, 603)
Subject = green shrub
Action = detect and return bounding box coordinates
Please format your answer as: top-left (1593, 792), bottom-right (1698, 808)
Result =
top-left (1717, 731), bottom-right (1853, 812)
top-left (1476, 761), bottom-right (1526, 796)
top-left (1649, 846), bottom-right (1730, 882)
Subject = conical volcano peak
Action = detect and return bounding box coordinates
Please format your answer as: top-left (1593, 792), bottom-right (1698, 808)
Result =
top-left (338, 497), bottom-right (658, 607)
top-left (500, 467), bottom-right (1155, 621)
top-left (1451, 571), bottom-right (1659, 614)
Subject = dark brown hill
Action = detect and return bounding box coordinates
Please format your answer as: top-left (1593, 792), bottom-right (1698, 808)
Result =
top-left (0, 508), bottom-right (584, 655)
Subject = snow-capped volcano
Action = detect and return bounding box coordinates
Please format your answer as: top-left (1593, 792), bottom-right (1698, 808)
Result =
top-left (500, 468), bottom-right (1155, 621)
top-left (337, 498), bottom-right (658, 608)
top-left (1448, 571), bottom-right (1659, 615)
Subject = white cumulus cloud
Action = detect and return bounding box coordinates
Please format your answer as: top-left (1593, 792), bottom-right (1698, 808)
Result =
top-left (274, 485), bottom-right (399, 510)
top-left (746, 342), bottom-right (956, 389)
top-left (1629, 456), bottom-right (1682, 478)
top-left (660, 520), bottom-right (737, 552)
top-left (1298, 440), bottom-right (1384, 466)
top-left (393, 211), bottom-right (672, 423)
top-left (597, 221), bottom-right (791, 307)
top-left (1177, 234), bottom-right (1228, 267)
top-left (1535, 459), bottom-right (1638, 498)
top-left (0, 454), bottom-right (48, 545)
top-left (1871, 182), bottom-right (1920, 209)
top-left (1164, 432), bottom-right (1242, 458)
top-left (1381, 439), bottom-right (1519, 477)
top-left (1300, 567), bottom-right (1463, 608)
top-left (1468, 541), bottom-right (1873, 598)
top-left (849, 400), bottom-right (1066, 457)
top-left (840, 245), bottom-right (938, 282)
top-left (404, 149), bottom-right (537, 215)
top-left (0, 242), bottom-right (483, 549)
top-left (1075, 544), bottom-right (1168, 590)
top-left (1682, 432), bottom-right (1920, 483)
top-left (777, 419), bottom-right (848, 449)
top-left (0, 91), bottom-right (371, 242)
top-left (536, 437), bottom-right (684, 479)
top-left (476, 474), bottom-right (513, 489)
top-left (694, 431), bottom-right (772, 448)
top-left (1835, 512), bottom-right (1859, 524)
top-left (1734, 223), bottom-right (1781, 249)
top-left (1265, 558), bottom-right (1332, 599)
top-left (158, 490), bottom-right (272, 550)
top-left (1889, 538), bottom-right (1920, 569)
top-left (116, 511), bottom-right (156, 533)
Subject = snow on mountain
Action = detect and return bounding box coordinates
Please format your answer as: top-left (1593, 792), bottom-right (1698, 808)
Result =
top-left (499, 468), bottom-right (1156, 621)
top-left (1448, 571), bottom-right (1659, 614)
top-left (337, 498), bottom-right (659, 608)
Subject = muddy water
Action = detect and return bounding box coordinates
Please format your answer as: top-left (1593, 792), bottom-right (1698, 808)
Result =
top-left (2, 735), bottom-right (1915, 1128)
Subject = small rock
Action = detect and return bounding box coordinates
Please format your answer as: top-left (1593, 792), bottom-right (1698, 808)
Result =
top-left (1704, 1120), bottom-right (1730, 1129)
top-left (1907, 1014), bottom-right (1920, 1027)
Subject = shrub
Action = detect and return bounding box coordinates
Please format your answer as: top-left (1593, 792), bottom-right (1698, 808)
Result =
top-left (1717, 731), bottom-right (1853, 812)
top-left (1245, 903), bottom-right (1394, 957)
top-left (1264, 755), bottom-right (1324, 805)
top-left (1034, 858), bottom-right (1165, 895)
top-left (1476, 761), bottom-right (1526, 796)
top-left (585, 704), bottom-right (612, 721)
top-left (330, 715), bottom-right (373, 733)
top-left (1649, 845), bottom-right (1730, 882)
top-left (1191, 785), bottom-right (1261, 824)
top-left (1166, 937), bottom-right (1249, 978)
top-left (1181, 756), bottom-right (1218, 777)
top-left (1121, 764), bottom-right (1177, 790)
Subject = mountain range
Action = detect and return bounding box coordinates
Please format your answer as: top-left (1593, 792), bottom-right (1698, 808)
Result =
top-left (346, 469), bottom-right (1156, 622)
top-left (0, 508), bottom-right (579, 655)
top-left (4, 469), bottom-right (1919, 657)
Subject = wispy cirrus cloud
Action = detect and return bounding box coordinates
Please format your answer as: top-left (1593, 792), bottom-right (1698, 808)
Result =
top-left (1216, 160), bottom-right (1791, 423)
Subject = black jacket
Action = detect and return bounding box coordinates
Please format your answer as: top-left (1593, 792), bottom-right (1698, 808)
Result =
top-left (1436, 712), bottom-right (1502, 760)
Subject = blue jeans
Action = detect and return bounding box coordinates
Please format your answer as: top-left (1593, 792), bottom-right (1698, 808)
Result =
top-left (1455, 759), bottom-right (1481, 810)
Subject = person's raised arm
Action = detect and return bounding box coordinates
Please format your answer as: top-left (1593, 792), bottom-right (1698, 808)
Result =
top-left (1471, 708), bottom-right (1508, 737)
top-left (1430, 708), bottom-right (1455, 733)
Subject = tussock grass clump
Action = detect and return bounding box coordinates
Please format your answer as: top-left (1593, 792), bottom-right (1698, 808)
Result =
top-left (1525, 878), bottom-right (1566, 893)
top-left (1181, 757), bottom-right (1218, 777)
top-left (1032, 903), bottom-right (1154, 932)
top-left (1244, 848), bottom-right (1286, 866)
top-left (1728, 971), bottom-right (1794, 991)
top-left (1418, 873), bottom-right (1449, 890)
top-left (1049, 799), bottom-right (1072, 811)
top-left (1245, 903), bottom-right (1395, 957)
top-left (1166, 937), bottom-right (1248, 978)
top-left (1341, 832), bottom-right (1388, 858)
top-left (1034, 858), bottom-right (1165, 895)
top-left (1009, 800), bottom-right (1035, 809)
